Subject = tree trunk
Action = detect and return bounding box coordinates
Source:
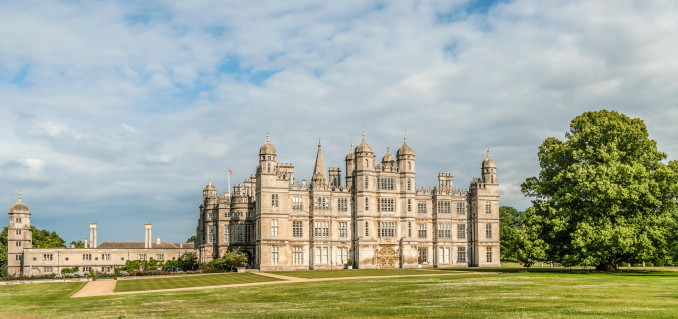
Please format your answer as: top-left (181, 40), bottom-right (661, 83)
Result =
top-left (596, 262), bottom-right (616, 271)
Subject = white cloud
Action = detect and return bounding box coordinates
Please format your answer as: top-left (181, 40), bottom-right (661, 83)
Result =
top-left (1, 0), bottom-right (677, 242)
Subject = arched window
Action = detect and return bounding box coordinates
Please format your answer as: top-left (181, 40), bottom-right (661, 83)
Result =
top-left (365, 159), bottom-right (368, 168)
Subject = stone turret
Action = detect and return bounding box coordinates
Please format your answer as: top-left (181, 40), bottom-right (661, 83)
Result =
top-left (8, 191), bottom-right (31, 276)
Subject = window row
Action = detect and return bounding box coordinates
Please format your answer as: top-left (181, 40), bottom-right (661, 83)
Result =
top-left (269, 246), bottom-right (350, 265)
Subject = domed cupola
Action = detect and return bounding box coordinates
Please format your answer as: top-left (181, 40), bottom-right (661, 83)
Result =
top-left (355, 131), bottom-right (373, 154)
top-left (259, 133), bottom-right (277, 156)
top-left (382, 146), bottom-right (395, 163)
top-left (9, 192), bottom-right (29, 214)
top-left (482, 148), bottom-right (497, 184)
top-left (203, 177), bottom-right (217, 198)
top-left (345, 142), bottom-right (355, 161)
top-left (482, 148), bottom-right (496, 168)
top-left (396, 134), bottom-right (414, 157)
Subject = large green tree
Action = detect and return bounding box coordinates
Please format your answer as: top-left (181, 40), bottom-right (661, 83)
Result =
top-left (499, 206), bottom-right (525, 260)
top-left (520, 110), bottom-right (678, 270)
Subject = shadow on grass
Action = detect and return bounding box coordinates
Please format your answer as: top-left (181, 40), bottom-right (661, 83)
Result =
top-left (437, 266), bottom-right (678, 277)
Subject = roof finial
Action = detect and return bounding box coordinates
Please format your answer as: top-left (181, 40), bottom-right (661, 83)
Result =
top-left (362, 127), bottom-right (365, 141)
top-left (487, 144), bottom-right (490, 158)
top-left (266, 130), bottom-right (270, 142)
top-left (318, 136), bottom-right (321, 147)
top-left (350, 137), bottom-right (353, 151)
top-left (404, 129), bottom-right (407, 143)
top-left (209, 176), bottom-right (213, 185)
top-left (387, 145), bottom-right (390, 154)
top-left (18, 189), bottom-right (21, 201)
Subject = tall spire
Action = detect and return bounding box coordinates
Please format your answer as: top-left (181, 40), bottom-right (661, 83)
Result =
top-left (312, 138), bottom-right (327, 184)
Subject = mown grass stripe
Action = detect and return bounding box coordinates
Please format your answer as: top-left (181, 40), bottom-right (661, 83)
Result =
top-left (114, 273), bottom-right (280, 292)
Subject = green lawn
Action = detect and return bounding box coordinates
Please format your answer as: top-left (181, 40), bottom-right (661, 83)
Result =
top-left (114, 273), bottom-right (280, 292)
top-left (273, 268), bottom-right (444, 278)
top-left (1, 269), bottom-right (678, 318)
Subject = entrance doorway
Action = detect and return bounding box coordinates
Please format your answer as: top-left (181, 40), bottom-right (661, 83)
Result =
top-left (378, 247), bottom-right (396, 269)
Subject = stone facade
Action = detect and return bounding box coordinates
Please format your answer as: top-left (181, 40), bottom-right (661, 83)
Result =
top-left (196, 132), bottom-right (500, 270)
top-left (6, 196), bottom-right (192, 277)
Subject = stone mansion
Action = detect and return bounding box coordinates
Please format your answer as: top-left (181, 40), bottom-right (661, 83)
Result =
top-left (6, 131), bottom-right (500, 276)
top-left (195, 132), bottom-right (500, 270)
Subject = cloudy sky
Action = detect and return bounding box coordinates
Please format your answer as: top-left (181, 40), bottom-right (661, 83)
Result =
top-left (2, 0), bottom-right (677, 243)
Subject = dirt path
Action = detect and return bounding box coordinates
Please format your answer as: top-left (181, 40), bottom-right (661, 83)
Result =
top-left (70, 279), bottom-right (117, 298)
top-left (71, 271), bottom-right (492, 298)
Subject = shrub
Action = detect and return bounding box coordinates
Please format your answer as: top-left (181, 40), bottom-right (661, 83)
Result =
top-left (631, 263), bottom-right (641, 267)
top-left (203, 250), bottom-right (248, 273)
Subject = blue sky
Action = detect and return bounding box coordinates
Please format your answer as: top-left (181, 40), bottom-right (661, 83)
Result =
top-left (1, 0), bottom-right (677, 243)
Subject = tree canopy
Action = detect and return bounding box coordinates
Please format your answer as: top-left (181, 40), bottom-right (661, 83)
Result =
top-left (499, 206), bottom-right (525, 261)
top-left (519, 110), bottom-right (678, 270)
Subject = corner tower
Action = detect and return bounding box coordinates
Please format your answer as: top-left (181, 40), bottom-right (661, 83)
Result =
top-left (470, 149), bottom-right (500, 267)
top-left (8, 192), bottom-right (31, 276)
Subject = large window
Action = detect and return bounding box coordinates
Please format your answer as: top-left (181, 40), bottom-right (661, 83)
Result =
top-left (138, 254), bottom-right (147, 260)
top-left (271, 246), bottom-right (279, 264)
top-left (457, 247), bottom-right (467, 263)
top-left (485, 201), bottom-right (491, 214)
top-left (338, 222), bottom-right (348, 238)
top-left (418, 247), bottom-right (428, 263)
top-left (315, 247), bottom-right (328, 264)
top-left (314, 221), bottom-right (329, 237)
top-left (208, 226), bottom-right (216, 243)
top-left (407, 199), bottom-right (411, 212)
top-left (245, 224), bottom-right (251, 242)
top-left (337, 247), bottom-right (348, 265)
top-left (439, 247), bottom-right (450, 264)
top-left (271, 219), bottom-right (279, 237)
top-left (293, 221), bottom-right (303, 238)
top-left (437, 201), bottom-right (451, 213)
top-left (364, 177), bottom-right (369, 189)
top-left (338, 198), bottom-right (348, 211)
top-left (237, 224), bottom-right (243, 242)
top-left (486, 247), bottom-right (493, 263)
top-left (365, 197), bottom-right (369, 210)
top-left (457, 202), bottom-right (466, 214)
top-left (43, 254), bottom-right (53, 261)
top-left (102, 254), bottom-right (110, 261)
top-left (417, 201), bottom-right (427, 213)
top-left (314, 197), bottom-right (329, 210)
top-left (457, 224), bottom-right (466, 239)
top-left (83, 254), bottom-right (92, 261)
top-left (271, 194), bottom-right (279, 208)
top-left (292, 196), bottom-right (303, 210)
top-left (377, 178), bottom-right (395, 190)
top-left (378, 198), bottom-right (395, 212)
top-left (418, 223), bottom-right (427, 238)
top-left (486, 224), bottom-right (492, 239)
top-left (365, 221), bottom-right (369, 237)
top-left (407, 178), bottom-right (411, 190)
top-left (156, 254), bottom-right (165, 260)
top-left (378, 222), bottom-right (395, 238)
top-left (293, 246), bottom-right (303, 264)
top-left (224, 225), bottom-right (230, 241)
top-left (408, 222), bottom-right (412, 237)
top-left (438, 223), bottom-right (451, 238)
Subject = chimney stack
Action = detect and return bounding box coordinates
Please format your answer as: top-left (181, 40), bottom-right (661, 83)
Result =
top-left (144, 223), bottom-right (152, 248)
top-left (156, 237), bottom-right (160, 245)
top-left (89, 223), bottom-right (97, 248)
top-left (84, 237), bottom-right (89, 248)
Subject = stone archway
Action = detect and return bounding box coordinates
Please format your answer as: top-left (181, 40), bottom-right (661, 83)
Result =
top-left (378, 247), bottom-right (396, 269)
